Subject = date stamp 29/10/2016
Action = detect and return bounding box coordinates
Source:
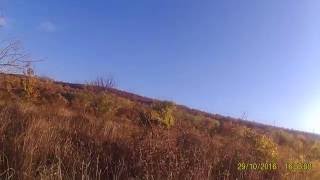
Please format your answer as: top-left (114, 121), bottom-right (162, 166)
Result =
top-left (237, 162), bottom-right (313, 172)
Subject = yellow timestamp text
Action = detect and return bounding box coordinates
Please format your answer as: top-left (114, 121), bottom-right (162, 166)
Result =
top-left (237, 162), bottom-right (278, 171)
top-left (285, 162), bottom-right (312, 172)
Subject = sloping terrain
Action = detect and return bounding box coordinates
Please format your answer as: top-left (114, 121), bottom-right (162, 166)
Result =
top-left (0, 73), bottom-right (320, 180)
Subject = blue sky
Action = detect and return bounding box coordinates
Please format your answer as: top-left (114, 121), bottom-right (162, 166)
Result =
top-left (1, 0), bottom-right (320, 133)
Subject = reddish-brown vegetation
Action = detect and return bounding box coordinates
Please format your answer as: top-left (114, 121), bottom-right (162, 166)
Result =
top-left (0, 73), bottom-right (320, 179)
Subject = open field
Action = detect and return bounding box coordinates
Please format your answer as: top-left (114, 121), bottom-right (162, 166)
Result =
top-left (1, 73), bottom-right (320, 179)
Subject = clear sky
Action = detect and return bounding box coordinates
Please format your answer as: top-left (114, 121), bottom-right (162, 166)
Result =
top-left (1, 0), bottom-right (320, 133)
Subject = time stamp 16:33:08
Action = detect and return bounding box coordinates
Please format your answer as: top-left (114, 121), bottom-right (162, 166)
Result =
top-left (237, 162), bottom-right (313, 171)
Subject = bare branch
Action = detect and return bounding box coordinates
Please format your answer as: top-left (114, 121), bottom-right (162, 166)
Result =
top-left (88, 76), bottom-right (116, 90)
top-left (0, 40), bottom-right (34, 74)
top-left (94, 76), bottom-right (116, 88)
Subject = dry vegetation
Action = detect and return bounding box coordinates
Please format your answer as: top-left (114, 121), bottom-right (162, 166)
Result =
top-left (0, 73), bottom-right (320, 180)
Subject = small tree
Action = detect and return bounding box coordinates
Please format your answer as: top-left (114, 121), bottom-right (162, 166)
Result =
top-left (0, 40), bottom-right (33, 74)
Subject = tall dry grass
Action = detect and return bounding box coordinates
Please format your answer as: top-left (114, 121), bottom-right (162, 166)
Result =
top-left (0, 74), bottom-right (320, 179)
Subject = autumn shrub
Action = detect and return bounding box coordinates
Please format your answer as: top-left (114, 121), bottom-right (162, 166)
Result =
top-left (233, 127), bottom-right (278, 161)
top-left (69, 91), bottom-right (94, 112)
top-left (131, 127), bottom-right (216, 179)
top-left (139, 101), bottom-right (176, 128)
top-left (209, 127), bottom-right (281, 179)
top-left (61, 92), bottom-right (76, 104)
top-left (19, 76), bottom-right (40, 100)
top-left (152, 101), bottom-right (175, 127)
top-left (2, 77), bottom-right (13, 92)
top-left (208, 119), bottom-right (220, 135)
top-left (271, 130), bottom-right (304, 152)
top-left (0, 75), bottom-right (23, 98)
top-left (0, 90), bottom-right (14, 106)
top-left (308, 141), bottom-right (320, 160)
top-left (194, 118), bottom-right (221, 136)
top-left (65, 91), bottom-right (119, 118)
top-left (90, 93), bottom-right (115, 116)
top-left (251, 132), bottom-right (278, 161)
top-left (115, 106), bottom-right (140, 122)
top-left (39, 92), bottom-right (68, 106)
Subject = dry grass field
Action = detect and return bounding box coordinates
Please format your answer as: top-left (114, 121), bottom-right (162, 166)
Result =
top-left (0, 73), bottom-right (320, 179)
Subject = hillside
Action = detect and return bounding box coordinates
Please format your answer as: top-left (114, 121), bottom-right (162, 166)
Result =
top-left (1, 73), bottom-right (320, 179)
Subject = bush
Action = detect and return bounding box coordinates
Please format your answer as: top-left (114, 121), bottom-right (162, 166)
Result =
top-left (139, 101), bottom-right (175, 128)
top-left (308, 141), bottom-right (320, 160)
top-left (70, 92), bottom-right (117, 116)
top-left (61, 92), bottom-right (76, 103)
top-left (90, 93), bottom-right (115, 116)
top-left (209, 119), bottom-right (221, 133)
top-left (272, 130), bottom-right (300, 149)
top-left (236, 127), bottom-right (278, 161)
top-left (21, 76), bottom-right (38, 99)
top-left (255, 135), bottom-right (278, 161)
top-left (40, 92), bottom-right (68, 106)
top-left (196, 118), bottom-right (221, 135)
top-left (70, 92), bottom-right (94, 112)
top-left (151, 101), bottom-right (175, 127)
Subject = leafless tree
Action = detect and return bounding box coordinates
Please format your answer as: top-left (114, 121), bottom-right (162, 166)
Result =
top-left (92, 76), bottom-right (116, 88)
top-left (0, 40), bottom-right (34, 74)
top-left (0, 10), bottom-right (35, 74)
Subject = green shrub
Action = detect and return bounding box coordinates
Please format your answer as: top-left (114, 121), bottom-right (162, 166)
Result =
top-left (151, 101), bottom-right (175, 127)
top-left (67, 92), bottom-right (93, 113)
top-left (238, 127), bottom-right (278, 161)
top-left (139, 101), bottom-right (175, 128)
top-left (69, 92), bottom-right (115, 116)
top-left (256, 135), bottom-right (278, 160)
top-left (209, 119), bottom-right (221, 134)
top-left (90, 93), bottom-right (114, 116)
